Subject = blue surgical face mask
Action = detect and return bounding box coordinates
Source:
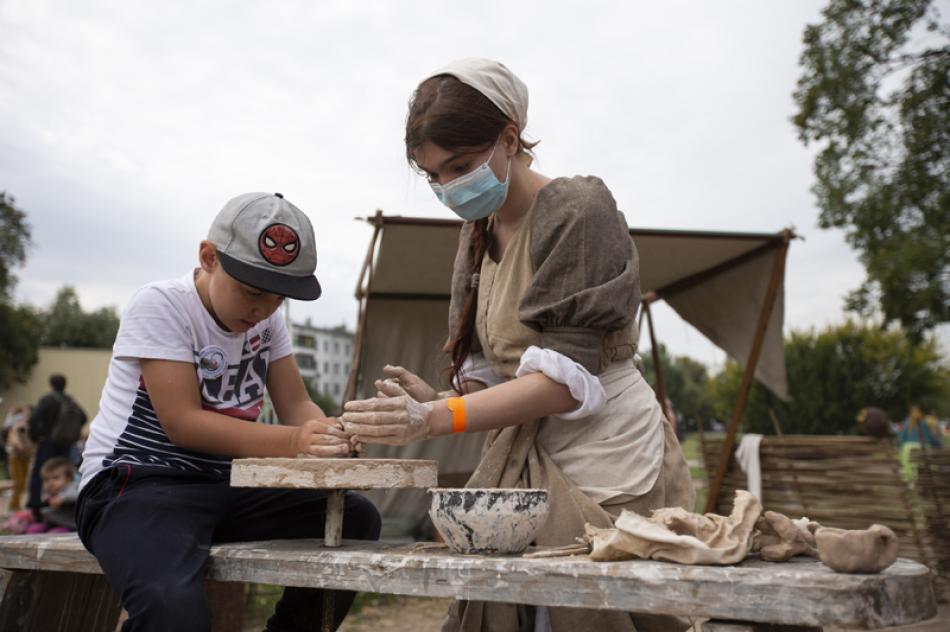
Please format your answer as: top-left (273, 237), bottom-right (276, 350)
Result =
top-left (429, 142), bottom-right (511, 221)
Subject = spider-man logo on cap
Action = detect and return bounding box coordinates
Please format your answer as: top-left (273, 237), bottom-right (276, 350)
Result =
top-left (258, 223), bottom-right (300, 266)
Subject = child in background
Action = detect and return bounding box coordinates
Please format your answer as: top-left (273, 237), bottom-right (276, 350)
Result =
top-left (4, 456), bottom-right (75, 534)
top-left (32, 457), bottom-right (78, 533)
top-left (76, 192), bottom-right (380, 631)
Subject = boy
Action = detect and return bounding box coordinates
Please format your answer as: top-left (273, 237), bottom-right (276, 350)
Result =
top-left (77, 192), bottom-right (380, 631)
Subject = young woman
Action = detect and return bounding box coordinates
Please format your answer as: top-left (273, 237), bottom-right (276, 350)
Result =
top-left (342, 58), bottom-right (693, 632)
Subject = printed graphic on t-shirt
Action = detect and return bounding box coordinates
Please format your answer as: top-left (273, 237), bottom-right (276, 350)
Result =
top-left (103, 330), bottom-right (273, 476)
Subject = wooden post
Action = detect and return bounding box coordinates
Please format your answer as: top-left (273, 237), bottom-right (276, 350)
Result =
top-left (324, 490), bottom-right (345, 548)
top-left (642, 298), bottom-right (668, 411)
top-left (705, 232), bottom-right (790, 514)
top-left (321, 490), bottom-right (347, 632)
top-left (342, 211), bottom-right (383, 405)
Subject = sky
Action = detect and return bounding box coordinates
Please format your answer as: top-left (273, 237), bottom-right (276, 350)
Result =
top-left (1, 0), bottom-right (944, 369)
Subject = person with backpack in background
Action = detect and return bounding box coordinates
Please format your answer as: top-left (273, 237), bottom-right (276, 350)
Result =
top-left (26, 374), bottom-right (86, 520)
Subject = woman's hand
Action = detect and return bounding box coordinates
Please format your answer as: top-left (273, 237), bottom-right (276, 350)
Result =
top-left (378, 365), bottom-right (438, 402)
top-left (341, 392), bottom-right (433, 446)
top-left (289, 418), bottom-right (353, 457)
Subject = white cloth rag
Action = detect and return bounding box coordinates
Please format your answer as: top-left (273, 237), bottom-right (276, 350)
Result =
top-left (735, 434), bottom-right (764, 502)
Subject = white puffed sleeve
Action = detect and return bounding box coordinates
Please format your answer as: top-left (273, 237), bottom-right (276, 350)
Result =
top-left (515, 345), bottom-right (607, 420)
top-left (459, 352), bottom-right (504, 388)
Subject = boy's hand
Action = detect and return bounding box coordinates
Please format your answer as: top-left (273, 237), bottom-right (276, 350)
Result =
top-left (289, 419), bottom-right (353, 458)
top-left (48, 495), bottom-right (63, 509)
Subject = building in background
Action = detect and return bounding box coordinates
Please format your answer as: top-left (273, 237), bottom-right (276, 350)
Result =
top-left (291, 319), bottom-right (353, 407)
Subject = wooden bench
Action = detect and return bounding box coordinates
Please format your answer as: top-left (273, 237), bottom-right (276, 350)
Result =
top-left (0, 533), bottom-right (938, 631)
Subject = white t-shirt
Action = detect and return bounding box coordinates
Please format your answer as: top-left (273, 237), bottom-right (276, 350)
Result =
top-left (79, 272), bottom-right (293, 490)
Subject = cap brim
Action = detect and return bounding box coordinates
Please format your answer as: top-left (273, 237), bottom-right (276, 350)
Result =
top-left (218, 251), bottom-right (322, 301)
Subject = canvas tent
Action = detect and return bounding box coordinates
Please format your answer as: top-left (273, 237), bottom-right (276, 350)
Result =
top-left (343, 212), bottom-right (795, 525)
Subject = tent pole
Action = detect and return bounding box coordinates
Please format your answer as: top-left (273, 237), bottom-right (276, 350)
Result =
top-left (704, 230), bottom-right (791, 513)
top-left (343, 211), bottom-right (383, 405)
top-left (642, 298), bottom-right (668, 411)
top-left (636, 301), bottom-right (646, 349)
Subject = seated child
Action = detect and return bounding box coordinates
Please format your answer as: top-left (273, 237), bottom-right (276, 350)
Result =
top-left (76, 193), bottom-right (380, 632)
top-left (36, 457), bottom-right (79, 533)
top-left (5, 457), bottom-right (76, 534)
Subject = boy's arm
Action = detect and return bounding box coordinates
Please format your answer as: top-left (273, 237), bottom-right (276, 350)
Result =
top-left (140, 358), bottom-right (350, 458)
top-left (265, 355), bottom-right (330, 426)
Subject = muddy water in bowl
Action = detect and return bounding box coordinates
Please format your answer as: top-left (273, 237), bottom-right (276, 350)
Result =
top-left (428, 488), bottom-right (549, 554)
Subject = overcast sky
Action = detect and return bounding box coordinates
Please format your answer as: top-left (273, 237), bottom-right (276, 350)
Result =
top-left (2, 0), bottom-right (941, 369)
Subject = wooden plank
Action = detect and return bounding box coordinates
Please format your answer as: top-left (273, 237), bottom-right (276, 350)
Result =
top-left (0, 535), bottom-right (936, 629)
top-left (0, 568), bottom-right (121, 632)
top-left (703, 622), bottom-right (820, 632)
top-left (230, 458), bottom-right (438, 490)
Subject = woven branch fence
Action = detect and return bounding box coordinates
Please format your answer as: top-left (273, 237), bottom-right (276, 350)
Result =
top-left (701, 435), bottom-right (948, 599)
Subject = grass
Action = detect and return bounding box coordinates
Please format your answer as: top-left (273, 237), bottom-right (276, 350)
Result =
top-left (680, 431), bottom-right (726, 513)
top-left (243, 586), bottom-right (400, 628)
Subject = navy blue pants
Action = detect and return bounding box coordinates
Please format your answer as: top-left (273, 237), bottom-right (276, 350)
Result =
top-left (76, 464), bottom-right (381, 632)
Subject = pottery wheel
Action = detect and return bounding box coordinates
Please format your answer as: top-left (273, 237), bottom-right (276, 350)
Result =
top-left (230, 457), bottom-right (438, 491)
top-left (230, 458), bottom-right (437, 631)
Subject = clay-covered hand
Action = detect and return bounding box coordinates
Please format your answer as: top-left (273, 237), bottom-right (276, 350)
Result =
top-left (752, 511), bottom-right (820, 562)
top-left (377, 365), bottom-right (438, 403)
top-left (289, 418), bottom-right (354, 458)
top-left (340, 393), bottom-right (433, 446)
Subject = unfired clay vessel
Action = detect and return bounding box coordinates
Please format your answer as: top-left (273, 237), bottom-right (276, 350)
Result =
top-left (428, 488), bottom-right (549, 555)
top-left (815, 524), bottom-right (899, 573)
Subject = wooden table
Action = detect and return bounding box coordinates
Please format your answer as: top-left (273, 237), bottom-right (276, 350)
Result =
top-left (0, 534), bottom-right (937, 631)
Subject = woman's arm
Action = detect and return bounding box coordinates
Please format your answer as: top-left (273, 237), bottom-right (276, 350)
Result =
top-left (433, 373), bottom-right (578, 435)
top-left (342, 372), bottom-right (577, 444)
top-left (141, 358), bottom-right (350, 458)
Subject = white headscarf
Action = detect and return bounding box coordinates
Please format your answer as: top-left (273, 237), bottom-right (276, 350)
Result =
top-left (424, 58), bottom-right (529, 131)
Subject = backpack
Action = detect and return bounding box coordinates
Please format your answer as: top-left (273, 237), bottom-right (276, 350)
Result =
top-left (50, 394), bottom-right (86, 446)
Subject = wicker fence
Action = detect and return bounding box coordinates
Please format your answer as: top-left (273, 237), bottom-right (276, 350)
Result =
top-left (701, 435), bottom-right (947, 598)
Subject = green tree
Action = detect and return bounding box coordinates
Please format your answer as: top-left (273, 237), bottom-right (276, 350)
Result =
top-left (708, 321), bottom-right (949, 434)
top-left (641, 344), bottom-right (715, 427)
top-left (42, 286), bottom-right (120, 349)
top-left (0, 192), bottom-right (40, 389)
top-left (792, 0), bottom-right (949, 340)
top-left (0, 304), bottom-right (43, 391)
top-left (0, 192), bottom-right (32, 301)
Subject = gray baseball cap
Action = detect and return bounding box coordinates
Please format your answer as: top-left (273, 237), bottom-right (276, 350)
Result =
top-left (207, 192), bottom-right (321, 301)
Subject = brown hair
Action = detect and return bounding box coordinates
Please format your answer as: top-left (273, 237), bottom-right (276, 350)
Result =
top-left (405, 75), bottom-right (537, 391)
top-left (41, 457), bottom-right (75, 479)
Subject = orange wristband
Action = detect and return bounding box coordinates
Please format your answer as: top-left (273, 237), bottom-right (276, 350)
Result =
top-left (446, 397), bottom-right (467, 434)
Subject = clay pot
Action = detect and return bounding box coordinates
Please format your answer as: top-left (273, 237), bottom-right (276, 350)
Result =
top-left (428, 488), bottom-right (549, 555)
top-left (815, 524), bottom-right (899, 573)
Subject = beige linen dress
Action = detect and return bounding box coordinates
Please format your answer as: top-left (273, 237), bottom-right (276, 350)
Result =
top-left (441, 177), bottom-right (694, 632)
